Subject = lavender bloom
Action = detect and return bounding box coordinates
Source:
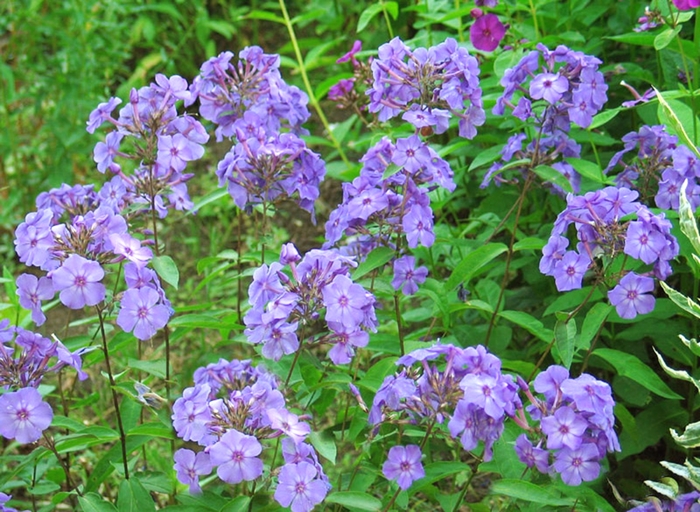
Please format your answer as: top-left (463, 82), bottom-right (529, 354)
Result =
top-left (323, 274), bottom-right (369, 329)
top-left (117, 287), bottom-right (171, 340)
top-left (540, 405), bottom-right (588, 450)
top-left (514, 434), bottom-right (550, 473)
top-left (607, 272), bottom-right (655, 319)
top-left (16, 274), bottom-right (54, 326)
top-left (553, 251), bottom-right (590, 292)
top-left (0, 387), bottom-right (53, 444)
top-left (50, 254), bottom-right (105, 309)
top-left (391, 256), bottom-right (428, 295)
top-left (274, 461), bottom-right (329, 512)
top-left (109, 234), bottom-right (153, 268)
top-left (267, 408), bottom-right (310, 443)
top-left (552, 443), bottom-right (601, 485)
top-left (382, 445), bottom-right (425, 490)
top-left (172, 384), bottom-right (213, 444)
top-left (86, 97), bottom-right (121, 133)
top-left (208, 429), bottom-right (263, 484)
top-left (173, 448), bottom-right (213, 494)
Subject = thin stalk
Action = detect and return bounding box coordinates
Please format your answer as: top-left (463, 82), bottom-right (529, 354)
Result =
top-left (285, 328), bottom-right (305, 387)
top-left (96, 307), bottom-right (130, 479)
top-left (455, 0), bottom-right (464, 42)
top-left (380, 0), bottom-right (394, 38)
top-left (277, 0), bottom-right (350, 166)
top-left (528, 0), bottom-right (540, 39)
top-left (43, 432), bottom-right (81, 503)
top-left (393, 294), bottom-right (405, 355)
top-left (451, 470), bottom-right (477, 512)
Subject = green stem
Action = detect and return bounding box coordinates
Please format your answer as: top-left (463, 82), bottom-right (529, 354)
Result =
top-left (676, 34), bottom-right (698, 143)
top-left (528, 0), bottom-right (540, 39)
top-left (278, 0), bottom-right (351, 166)
top-left (380, 0), bottom-right (394, 38)
top-left (455, 0), bottom-right (464, 42)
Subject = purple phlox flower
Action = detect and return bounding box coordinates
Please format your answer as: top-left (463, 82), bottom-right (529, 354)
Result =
top-left (541, 405), bottom-right (588, 450)
top-left (337, 40), bottom-right (362, 65)
top-left (157, 133), bottom-right (203, 172)
top-left (274, 461), bottom-right (329, 512)
top-left (323, 274), bottom-right (369, 329)
top-left (50, 254), bottom-right (105, 309)
top-left (0, 387), bottom-right (53, 444)
top-left (109, 233), bottom-right (153, 268)
top-left (87, 97), bottom-right (122, 133)
top-left (117, 286), bottom-right (170, 340)
top-left (553, 443), bottom-right (601, 485)
top-left (267, 408), bottom-right (310, 443)
top-left (608, 272), bottom-right (655, 319)
top-left (260, 319), bottom-right (300, 361)
top-left (392, 135), bottom-right (431, 174)
top-left (154, 73), bottom-right (192, 102)
top-left (403, 205), bottom-right (435, 248)
top-left (16, 274), bottom-right (54, 326)
top-left (347, 187), bottom-right (390, 221)
top-left (515, 434), bottom-right (550, 474)
top-left (54, 338), bottom-right (91, 381)
top-left (174, 448), bottom-right (213, 494)
top-left (369, 373), bottom-right (417, 424)
top-left (533, 365), bottom-right (569, 405)
top-left (209, 428), bottom-right (263, 484)
top-left (172, 384), bottom-right (213, 444)
top-left (560, 374), bottom-right (615, 416)
top-left (624, 220), bottom-right (666, 264)
top-left (530, 73), bottom-right (569, 104)
top-left (280, 243), bottom-right (301, 265)
top-left (392, 255), bottom-right (428, 295)
top-left (458, 104), bottom-right (486, 139)
top-left (673, 0), bottom-right (700, 10)
top-left (620, 82), bottom-right (656, 108)
top-left (14, 209), bottom-right (55, 269)
top-left (93, 131), bottom-right (124, 173)
top-left (382, 445), bottom-right (425, 490)
top-left (539, 236), bottom-right (569, 276)
top-left (552, 251), bottom-right (590, 292)
top-left (326, 323), bottom-right (369, 365)
top-left (248, 262), bottom-right (286, 308)
top-left (459, 373), bottom-right (508, 419)
top-left (568, 89), bottom-right (597, 128)
top-left (470, 13), bottom-right (506, 52)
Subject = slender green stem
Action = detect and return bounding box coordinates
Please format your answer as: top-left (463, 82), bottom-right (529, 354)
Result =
top-left (43, 432), bottom-right (81, 502)
top-left (380, 0), bottom-right (394, 38)
top-left (528, 0), bottom-right (540, 39)
top-left (451, 470), bottom-right (477, 512)
top-left (455, 0), bottom-right (464, 42)
top-left (285, 329), bottom-right (305, 387)
top-left (675, 34), bottom-right (698, 143)
top-left (96, 307), bottom-right (130, 479)
top-left (277, 0), bottom-right (350, 166)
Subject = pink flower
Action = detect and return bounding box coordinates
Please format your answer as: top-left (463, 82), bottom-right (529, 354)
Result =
top-left (470, 14), bottom-right (506, 52)
top-left (673, 0), bottom-right (700, 10)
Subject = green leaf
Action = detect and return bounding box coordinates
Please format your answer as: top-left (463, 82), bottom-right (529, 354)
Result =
top-left (592, 348), bottom-right (682, 399)
top-left (245, 10), bottom-right (284, 24)
top-left (533, 165), bottom-right (573, 193)
top-left (498, 310), bottom-right (553, 343)
top-left (671, 421), bottom-right (700, 448)
top-left (588, 107), bottom-right (621, 130)
top-left (218, 496), bottom-right (251, 512)
top-left (654, 25), bottom-right (682, 50)
top-left (660, 281), bottom-right (700, 319)
top-left (127, 422), bottom-right (174, 439)
top-left (168, 314), bottom-right (242, 330)
top-left (490, 480), bottom-right (573, 507)
top-left (118, 478), bottom-right (156, 512)
top-left (512, 237), bottom-right (545, 252)
top-left (127, 358), bottom-right (166, 379)
top-left (679, 180), bottom-right (700, 256)
top-left (565, 157), bottom-right (607, 184)
top-left (654, 348), bottom-right (700, 393)
top-left (655, 89), bottom-right (700, 157)
top-left (79, 493), bottom-right (118, 512)
top-left (309, 430), bottom-right (337, 465)
top-left (554, 319), bottom-right (576, 369)
top-left (445, 243), bottom-right (507, 291)
top-left (385, 1), bottom-right (399, 19)
top-left (325, 491), bottom-right (382, 511)
top-left (578, 303), bottom-right (612, 350)
top-left (151, 255), bottom-right (179, 289)
top-left (357, 3), bottom-right (383, 32)
top-left (353, 246), bottom-right (395, 280)
top-left (467, 144), bottom-right (503, 171)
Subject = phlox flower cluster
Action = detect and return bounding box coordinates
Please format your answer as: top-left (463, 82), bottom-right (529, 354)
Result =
top-left (14, 183), bottom-right (171, 339)
top-left (494, 43), bottom-right (608, 132)
top-left (0, 319), bottom-right (89, 444)
top-left (540, 186), bottom-right (678, 318)
top-left (244, 244), bottom-right (377, 364)
top-left (324, 135), bottom-right (454, 257)
top-left (369, 343), bottom-right (520, 472)
top-left (515, 365), bottom-right (620, 486)
top-left (606, 124), bottom-right (700, 211)
top-left (215, 126), bottom-right (326, 221)
top-left (192, 47), bottom-right (310, 142)
top-left (480, 130), bottom-right (582, 195)
top-left (88, 73), bottom-right (209, 219)
top-left (172, 358), bottom-right (329, 510)
top-left (367, 37), bottom-right (485, 138)
top-left (628, 491), bottom-right (700, 511)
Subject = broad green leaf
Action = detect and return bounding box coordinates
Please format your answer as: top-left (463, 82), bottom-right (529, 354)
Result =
top-left (655, 89), bottom-right (700, 157)
top-left (533, 164), bottom-right (573, 193)
top-left (152, 255), bottom-right (179, 289)
top-left (168, 314), bottom-right (242, 330)
top-left (127, 423), bottom-right (174, 439)
top-left (654, 348), bottom-right (700, 393)
top-left (79, 493), bottom-right (118, 512)
top-left (565, 157), bottom-right (607, 184)
top-left (118, 478), bottom-right (156, 512)
top-left (490, 479), bottom-right (573, 507)
top-left (127, 358), bottom-right (166, 379)
top-left (409, 461), bottom-right (470, 494)
top-left (579, 303), bottom-right (612, 350)
top-left (512, 237), bottom-right (545, 252)
top-left (218, 496), bottom-right (251, 512)
top-left (592, 348), bottom-right (682, 399)
top-left (554, 319), bottom-right (576, 369)
top-left (671, 421), bottom-right (700, 448)
top-left (467, 144), bottom-right (503, 171)
top-left (357, 3), bottom-right (383, 32)
top-left (654, 25), bottom-right (682, 50)
top-left (660, 461), bottom-right (693, 481)
top-left (245, 10), bottom-right (284, 24)
top-left (644, 480), bottom-right (678, 499)
top-left (498, 310), bottom-right (553, 343)
top-left (445, 243), bottom-right (507, 291)
top-left (353, 246), bottom-right (395, 280)
top-left (309, 430), bottom-right (337, 465)
top-left (588, 107), bottom-right (621, 130)
top-left (325, 491), bottom-right (382, 511)
top-left (385, 1), bottom-right (399, 19)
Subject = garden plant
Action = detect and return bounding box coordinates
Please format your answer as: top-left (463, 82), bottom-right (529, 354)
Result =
top-left (4, 0), bottom-right (700, 510)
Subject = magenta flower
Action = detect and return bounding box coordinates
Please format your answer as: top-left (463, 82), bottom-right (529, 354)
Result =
top-left (50, 254), bottom-right (105, 309)
top-left (208, 429), bottom-right (263, 484)
top-left (382, 445), bottom-right (425, 490)
top-left (337, 40), bottom-right (362, 65)
top-left (0, 387), bottom-right (53, 444)
top-left (470, 14), bottom-right (506, 52)
top-left (274, 461), bottom-right (328, 512)
top-left (673, 0), bottom-right (700, 9)
top-left (117, 287), bottom-right (170, 340)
